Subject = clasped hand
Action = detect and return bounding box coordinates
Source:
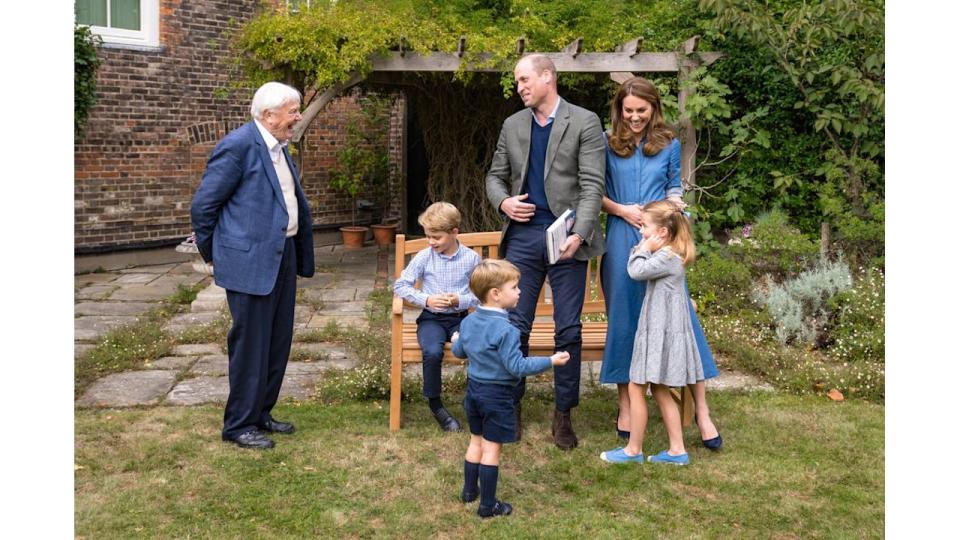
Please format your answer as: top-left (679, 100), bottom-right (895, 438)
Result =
top-left (427, 293), bottom-right (459, 310)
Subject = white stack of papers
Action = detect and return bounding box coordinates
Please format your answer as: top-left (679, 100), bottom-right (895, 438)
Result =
top-left (546, 209), bottom-right (576, 264)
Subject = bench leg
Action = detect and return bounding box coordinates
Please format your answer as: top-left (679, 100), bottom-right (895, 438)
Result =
top-left (390, 319), bottom-right (403, 431)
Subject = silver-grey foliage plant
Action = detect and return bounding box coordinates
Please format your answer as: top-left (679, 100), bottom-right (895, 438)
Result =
top-left (753, 257), bottom-right (852, 345)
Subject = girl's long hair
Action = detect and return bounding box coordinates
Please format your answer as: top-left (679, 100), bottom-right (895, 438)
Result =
top-left (642, 200), bottom-right (696, 266)
top-left (608, 76), bottom-right (675, 158)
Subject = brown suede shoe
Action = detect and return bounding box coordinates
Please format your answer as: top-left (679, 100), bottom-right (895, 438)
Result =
top-left (551, 409), bottom-right (578, 450)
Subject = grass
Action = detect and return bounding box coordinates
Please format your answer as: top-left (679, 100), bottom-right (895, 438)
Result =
top-left (75, 388), bottom-right (884, 538)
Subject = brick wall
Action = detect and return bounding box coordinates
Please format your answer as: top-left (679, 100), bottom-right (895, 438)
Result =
top-left (75, 0), bottom-right (405, 252)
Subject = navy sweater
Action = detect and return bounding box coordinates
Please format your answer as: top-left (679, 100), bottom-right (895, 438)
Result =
top-left (523, 120), bottom-right (556, 225)
top-left (452, 307), bottom-right (552, 385)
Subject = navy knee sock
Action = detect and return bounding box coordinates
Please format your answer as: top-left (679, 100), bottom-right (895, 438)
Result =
top-left (428, 397), bottom-right (444, 413)
top-left (479, 464), bottom-right (499, 507)
top-left (463, 460), bottom-right (480, 494)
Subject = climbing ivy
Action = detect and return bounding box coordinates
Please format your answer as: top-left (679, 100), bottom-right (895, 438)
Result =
top-left (75, 24), bottom-right (102, 137)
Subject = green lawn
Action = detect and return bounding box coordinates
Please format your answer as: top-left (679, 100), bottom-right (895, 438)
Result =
top-left (75, 388), bottom-right (883, 538)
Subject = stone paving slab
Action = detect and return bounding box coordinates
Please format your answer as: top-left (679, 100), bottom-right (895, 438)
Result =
top-left (166, 376), bottom-right (229, 406)
top-left (149, 356), bottom-right (197, 370)
top-left (75, 315), bottom-right (140, 342)
top-left (167, 262), bottom-right (201, 274)
top-left (108, 282), bottom-right (179, 301)
top-left (288, 342), bottom-right (353, 361)
top-left (296, 273), bottom-right (335, 289)
top-left (278, 374), bottom-right (318, 400)
top-left (75, 343), bottom-right (95, 359)
top-left (283, 362), bottom-right (326, 375)
top-left (319, 301), bottom-right (367, 314)
top-left (119, 263), bottom-right (179, 274)
top-left (305, 314), bottom-right (367, 330)
top-left (190, 355), bottom-right (229, 376)
top-left (163, 311), bottom-right (223, 334)
top-left (75, 284), bottom-right (120, 300)
top-left (114, 273), bottom-right (161, 285)
top-left (708, 369), bottom-right (774, 391)
top-left (293, 306), bottom-right (313, 325)
top-left (172, 343), bottom-right (222, 356)
top-left (315, 288), bottom-right (358, 302)
top-left (75, 273), bottom-right (118, 287)
top-left (77, 370), bottom-right (178, 407)
top-left (74, 301), bottom-right (154, 317)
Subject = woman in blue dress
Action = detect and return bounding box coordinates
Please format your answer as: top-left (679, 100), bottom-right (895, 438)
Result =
top-left (599, 77), bottom-right (722, 450)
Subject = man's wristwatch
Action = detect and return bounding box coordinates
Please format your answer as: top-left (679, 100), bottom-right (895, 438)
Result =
top-left (573, 232), bottom-right (586, 244)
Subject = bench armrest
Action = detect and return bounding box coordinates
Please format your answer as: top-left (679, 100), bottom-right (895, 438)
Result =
top-left (392, 295), bottom-right (404, 316)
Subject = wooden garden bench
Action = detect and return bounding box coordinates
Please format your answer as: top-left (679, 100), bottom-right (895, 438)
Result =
top-left (389, 231), bottom-right (692, 431)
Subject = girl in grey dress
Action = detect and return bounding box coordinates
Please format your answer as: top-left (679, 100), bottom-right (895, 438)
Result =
top-left (600, 200), bottom-right (704, 466)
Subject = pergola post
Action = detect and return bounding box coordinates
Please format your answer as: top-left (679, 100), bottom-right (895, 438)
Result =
top-left (677, 36), bottom-right (700, 191)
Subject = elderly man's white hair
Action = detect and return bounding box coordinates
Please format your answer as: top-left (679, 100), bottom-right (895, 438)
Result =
top-left (250, 82), bottom-right (302, 120)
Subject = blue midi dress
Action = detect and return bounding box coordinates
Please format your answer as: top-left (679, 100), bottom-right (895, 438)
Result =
top-left (599, 137), bottom-right (718, 384)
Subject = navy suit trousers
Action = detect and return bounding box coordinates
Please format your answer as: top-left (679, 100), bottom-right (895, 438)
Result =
top-left (222, 237), bottom-right (297, 439)
top-left (416, 310), bottom-right (468, 399)
top-left (504, 222), bottom-right (587, 411)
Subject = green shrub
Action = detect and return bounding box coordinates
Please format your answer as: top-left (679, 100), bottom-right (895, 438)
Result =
top-left (752, 258), bottom-right (852, 346)
top-left (826, 267), bottom-right (884, 364)
top-left (729, 209), bottom-right (820, 280)
top-left (687, 250), bottom-right (753, 315)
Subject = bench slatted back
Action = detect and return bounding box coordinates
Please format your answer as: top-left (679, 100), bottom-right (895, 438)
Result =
top-left (394, 232), bottom-right (606, 317)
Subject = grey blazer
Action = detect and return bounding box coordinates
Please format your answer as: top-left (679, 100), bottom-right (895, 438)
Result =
top-left (485, 98), bottom-right (606, 260)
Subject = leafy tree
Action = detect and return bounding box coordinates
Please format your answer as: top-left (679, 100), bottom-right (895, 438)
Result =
top-left (699, 0), bottom-right (884, 264)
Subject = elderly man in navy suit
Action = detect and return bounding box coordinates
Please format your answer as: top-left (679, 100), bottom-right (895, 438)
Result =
top-left (191, 82), bottom-right (315, 449)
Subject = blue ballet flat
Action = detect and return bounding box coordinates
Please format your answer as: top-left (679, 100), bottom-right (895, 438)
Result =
top-left (702, 434), bottom-right (723, 451)
top-left (647, 450), bottom-right (689, 466)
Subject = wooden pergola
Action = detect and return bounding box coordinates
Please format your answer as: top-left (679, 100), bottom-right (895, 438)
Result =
top-left (291, 36), bottom-right (721, 189)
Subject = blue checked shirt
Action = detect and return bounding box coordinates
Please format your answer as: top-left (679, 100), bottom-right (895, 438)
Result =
top-left (393, 243), bottom-right (482, 313)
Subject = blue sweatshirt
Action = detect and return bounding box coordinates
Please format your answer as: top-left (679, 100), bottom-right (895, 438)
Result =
top-left (452, 307), bottom-right (553, 385)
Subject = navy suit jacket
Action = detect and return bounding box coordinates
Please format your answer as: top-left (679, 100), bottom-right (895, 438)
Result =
top-left (191, 121), bottom-right (315, 295)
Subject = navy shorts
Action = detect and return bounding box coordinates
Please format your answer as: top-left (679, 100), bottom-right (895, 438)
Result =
top-left (463, 378), bottom-right (518, 444)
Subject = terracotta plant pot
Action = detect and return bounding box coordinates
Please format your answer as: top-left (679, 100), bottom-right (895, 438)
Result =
top-left (339, 226), bottom-right (368, 248)
top-left (371, 223), bottom-right (398, 246)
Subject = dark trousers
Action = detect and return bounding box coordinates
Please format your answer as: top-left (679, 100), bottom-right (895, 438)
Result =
top-left (222, 237), bottom-right (297, 439)
top-left (416, 310), bottom-right (467, 399)
top-left (504, 222), bottom-right (587, 411)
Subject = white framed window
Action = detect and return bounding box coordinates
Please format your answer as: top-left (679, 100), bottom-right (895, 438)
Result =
top-left (76, 0), bottom-right (159, 49)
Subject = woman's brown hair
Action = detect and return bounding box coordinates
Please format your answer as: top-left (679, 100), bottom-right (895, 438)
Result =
top-left (608, 76), bottom-right (675, 158)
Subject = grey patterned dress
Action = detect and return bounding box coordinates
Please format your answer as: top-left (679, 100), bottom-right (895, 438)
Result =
top-left (626, 246), bottom-right (705, 386)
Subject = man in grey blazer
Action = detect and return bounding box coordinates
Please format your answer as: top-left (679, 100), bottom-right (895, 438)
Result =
top-left (485, 54), bottom-right (605, 450)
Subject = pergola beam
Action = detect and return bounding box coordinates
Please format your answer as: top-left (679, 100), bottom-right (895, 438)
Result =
top-left (369, 51), bottom-right (720, 73)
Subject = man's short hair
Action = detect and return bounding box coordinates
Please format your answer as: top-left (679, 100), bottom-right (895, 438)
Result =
top-left (469, 259), bottom-right (521, 303)
top-left (524, 54), bottom-right (557, 85)
top-left (250, 82), bottom-right (302, 120)
top-left (417, 202), bottom-right (462, 232)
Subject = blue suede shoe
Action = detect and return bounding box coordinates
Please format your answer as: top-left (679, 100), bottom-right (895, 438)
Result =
top-left (647, 450), bottom-right (689, 465)
top-left (600, 447), bottom-right (644, 464)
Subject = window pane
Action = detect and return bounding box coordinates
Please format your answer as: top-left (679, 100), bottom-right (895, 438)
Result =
top-left (111, 0), bottom-right (141, 30)
top-left (76, 0), bottom-right (107, 27)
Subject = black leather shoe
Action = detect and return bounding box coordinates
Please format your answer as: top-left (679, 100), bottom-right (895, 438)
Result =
top-left (478, 500), bottom-right (513, 518)
top-left (461, 489), bottom-right (479, 503)
top-left (225, 430), bottom-right (275, 449)
top-left (260, 419), bottom-right (295, 434)
top-left (432, 407), bottom-right (463, 432)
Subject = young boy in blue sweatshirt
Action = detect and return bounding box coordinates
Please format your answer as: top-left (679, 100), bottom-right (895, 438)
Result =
top-left (452, 259), bottom-right (570, 518)
top-left (394, 202), bottom-right (481, 432)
